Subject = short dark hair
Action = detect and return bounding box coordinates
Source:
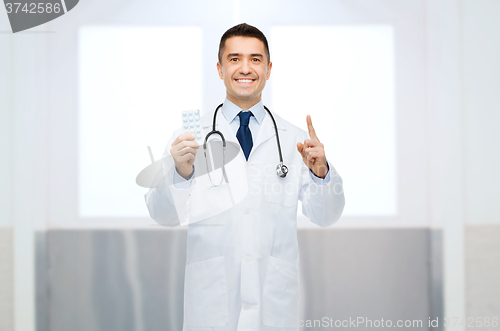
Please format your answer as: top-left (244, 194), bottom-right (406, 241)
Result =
top-left (218, 23), bottom-right (270, 65)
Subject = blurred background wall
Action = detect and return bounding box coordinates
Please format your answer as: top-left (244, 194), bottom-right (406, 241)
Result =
top-left (0, 0), bottom-right (499, 330)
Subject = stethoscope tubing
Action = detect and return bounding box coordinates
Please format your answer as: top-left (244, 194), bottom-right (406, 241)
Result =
top-left (203, 103), bottom-right (287, 186)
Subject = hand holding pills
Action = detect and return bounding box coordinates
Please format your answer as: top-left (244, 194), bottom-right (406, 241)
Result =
top-left (170, 110), bottom-right (202, 180)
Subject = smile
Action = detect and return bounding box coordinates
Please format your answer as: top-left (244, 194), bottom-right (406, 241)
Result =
top-left (235, 79), bottom-right (255, 83)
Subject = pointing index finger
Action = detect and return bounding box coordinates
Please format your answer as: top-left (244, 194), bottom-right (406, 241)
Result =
top-left (307, 115), bottom-right (319, 140)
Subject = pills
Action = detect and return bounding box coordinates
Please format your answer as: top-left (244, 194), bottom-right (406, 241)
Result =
top-left (182, 110), bottom-right (202, 142)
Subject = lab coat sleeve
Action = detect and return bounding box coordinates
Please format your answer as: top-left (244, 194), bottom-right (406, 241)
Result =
top-left (144, 131), bottom-right (195, 227)
top-left (173, 166), bottom-right (195, 189)
top-left (309, 165), bottom-right (331, 185)
top-left (299, 159), bottom-right (345, 228)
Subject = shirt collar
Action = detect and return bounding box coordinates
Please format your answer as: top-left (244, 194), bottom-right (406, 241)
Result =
top-left (221, 97), bottom-right (266, 125)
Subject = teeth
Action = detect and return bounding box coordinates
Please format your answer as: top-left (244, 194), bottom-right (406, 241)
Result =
top-left (237, 79), bottom-right (253, 82)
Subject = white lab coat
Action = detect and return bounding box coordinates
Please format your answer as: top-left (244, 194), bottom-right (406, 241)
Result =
top-left (145, 107), bottom-right (345, 331)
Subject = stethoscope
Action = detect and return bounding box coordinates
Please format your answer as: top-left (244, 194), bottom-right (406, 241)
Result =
top-left (203, 103), bottom-right (288, 187)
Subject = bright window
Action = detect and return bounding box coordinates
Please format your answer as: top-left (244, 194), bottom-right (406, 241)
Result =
top-left (79, 26), bottom-right (202, 217)
top-left (272, 26), bottom-right (397, 216)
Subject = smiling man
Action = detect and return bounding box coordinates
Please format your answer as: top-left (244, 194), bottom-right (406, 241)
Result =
top-left (145, 23), bottom-right (345, 331)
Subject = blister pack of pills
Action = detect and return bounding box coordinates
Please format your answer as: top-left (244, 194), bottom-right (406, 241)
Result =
top-left (182, 110), bottom-right (202, 143)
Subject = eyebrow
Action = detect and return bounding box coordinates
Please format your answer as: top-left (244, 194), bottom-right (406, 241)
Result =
top-left (226, 53), bottom-right (264, 59)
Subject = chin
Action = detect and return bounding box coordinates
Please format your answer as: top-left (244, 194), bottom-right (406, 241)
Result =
top-left (232, 91), bottom-right (253, 98)
top-left (237, 95), bottom-right (256, 101)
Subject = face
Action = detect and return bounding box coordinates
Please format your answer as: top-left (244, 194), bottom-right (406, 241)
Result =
top-left (217, 36), bottom-right (272, 108)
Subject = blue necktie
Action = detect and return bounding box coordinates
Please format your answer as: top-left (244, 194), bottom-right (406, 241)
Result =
top-left (237, 111), bottom-right (253, 160)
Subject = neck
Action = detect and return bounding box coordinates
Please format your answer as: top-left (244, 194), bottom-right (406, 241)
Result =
top-left (226, 93), bottom-right (261, 110)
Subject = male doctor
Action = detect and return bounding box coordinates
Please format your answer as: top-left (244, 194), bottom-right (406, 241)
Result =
top-left (145, 23), bottom-right (345, 331)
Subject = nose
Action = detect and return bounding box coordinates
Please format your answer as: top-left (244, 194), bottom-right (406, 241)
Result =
top-left (238, 59), bottom-right (252, 75)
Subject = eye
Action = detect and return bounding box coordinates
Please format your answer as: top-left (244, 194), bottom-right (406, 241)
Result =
top-left (230, 58), bottom-right (239, 62)
top-left (252, 58), bottom-right (260, 62)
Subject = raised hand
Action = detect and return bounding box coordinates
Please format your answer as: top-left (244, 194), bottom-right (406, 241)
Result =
top-left (296, 115), bottom-right (329, 178)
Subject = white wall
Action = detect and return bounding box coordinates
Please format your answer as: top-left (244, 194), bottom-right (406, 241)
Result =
top-left (426, 1), bottom-right (466, 329)
top-left (463, 0), bottom-right (500, 225)
top-left (0, 0), bottom-right (13, 229)
top-left (462, 0), bottom-right (500, 325)
top-left (0, 9), bottom-right (14, 331)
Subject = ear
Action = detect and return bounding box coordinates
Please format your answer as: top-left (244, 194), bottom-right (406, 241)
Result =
top-left (217, 62), bottom-right (223, 80)
top-left (266, 61), bottom-right (272, 80)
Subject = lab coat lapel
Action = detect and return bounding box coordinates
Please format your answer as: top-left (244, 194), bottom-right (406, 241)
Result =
top-left (249, 111), bottom-right (286, 159)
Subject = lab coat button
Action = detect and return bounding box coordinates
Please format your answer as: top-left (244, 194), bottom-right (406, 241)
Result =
top-left (244, 208), bottom-right (251, 215)
top-left (243, 303), bottom-right (250, 310)
top-left (245, 257), bottom-right (252, 263)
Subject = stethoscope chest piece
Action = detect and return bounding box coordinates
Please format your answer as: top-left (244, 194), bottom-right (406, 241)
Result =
top-left (276, 162), bottom-right (288, 178)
